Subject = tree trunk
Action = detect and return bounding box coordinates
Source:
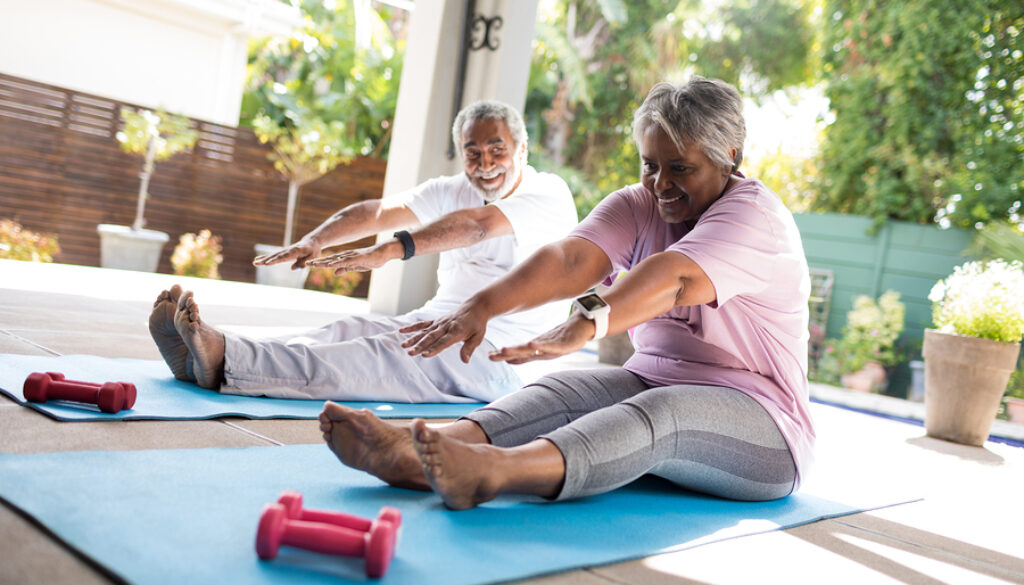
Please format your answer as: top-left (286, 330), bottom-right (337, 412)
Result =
top-left (132, 136), bottom-right (157, 231)
top-left (283, 179), bottom-right (301, 247)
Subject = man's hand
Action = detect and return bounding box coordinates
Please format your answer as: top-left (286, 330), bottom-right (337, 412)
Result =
top-left (399, 303), bottom-right (492, 363)
top-left (253, 238), bottom-right (322, 270)
top-left (487, 313), bottom-right (594, 364)
top-left (307, 242), bottom-right (399, 273)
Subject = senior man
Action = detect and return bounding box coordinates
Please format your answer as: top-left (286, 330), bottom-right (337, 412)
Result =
top-left (149, 100), bottom-right (577, 403)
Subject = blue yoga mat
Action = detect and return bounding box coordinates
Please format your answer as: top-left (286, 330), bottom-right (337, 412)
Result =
top-left (0, 354), bottom-right (482, 420)
top-left (0, 444), bottom-right (915, 585)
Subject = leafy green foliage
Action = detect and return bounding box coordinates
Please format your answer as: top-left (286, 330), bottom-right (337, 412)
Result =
top-left (929, 259), bottom-right (1024, 342)
top-left (815, 1), bottom-right (1023, 230)
top-left (965, 221), bottom-right (1024, 263)
top-left (252, 114), bottom-right (354, 186)
top-left (171, 229), bottom-right (223, 279)
top-left (835, 290), bottom-right (906, 373)
top-left (0, 219), bottom-right (60, 262)
top-left (240, 0), bottom-right (404, 159)
top-left (527, 0), bottom-right (816, 217)
top-left (116, 108), bottom-right (198, 162)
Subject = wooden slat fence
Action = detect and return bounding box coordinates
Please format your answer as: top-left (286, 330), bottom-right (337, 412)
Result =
top-left (0, 72), bottom-right (387, 291)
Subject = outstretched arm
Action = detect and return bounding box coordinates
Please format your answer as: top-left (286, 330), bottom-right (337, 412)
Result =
top-left (491, 250), bottom-right (716, 363)
top-left (253, 199), bottom-right (419, 269)
top-left (401, 236), bottom-right (613, 362)
top-left (306, 204), bottom-right (514, 273)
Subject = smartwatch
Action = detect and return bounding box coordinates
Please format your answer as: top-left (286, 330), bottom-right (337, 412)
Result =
top-left (573, 292), bottom-right (610, 340)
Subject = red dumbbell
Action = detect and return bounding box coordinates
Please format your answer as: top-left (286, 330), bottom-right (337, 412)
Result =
top-left (255, 503), bottom-right (397, 578)
top-left (23, 371), bottom-right (136, 413)
top-left (276, 491), bottom-right (402, 534)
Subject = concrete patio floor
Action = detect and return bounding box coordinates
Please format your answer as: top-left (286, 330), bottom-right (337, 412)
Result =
top-left (1, 259), bottom-right (1022, 585)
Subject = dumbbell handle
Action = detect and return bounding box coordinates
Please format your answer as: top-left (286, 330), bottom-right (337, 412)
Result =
top-left (41, 378), bottom-right (102, 402)
top-left (280, 518), bottom-right (367, 557)
top-left (277, 491), bottom-right (401, 532)
top-left (296, 508), bottom-right (373, 531)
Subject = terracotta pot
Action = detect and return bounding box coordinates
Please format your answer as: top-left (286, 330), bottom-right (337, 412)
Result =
top-left (923, 329), bottom-right (1021, 446)
top-left (1005, 397), bottom-right (1024, 425)
top-left (841, 360), bottom-right (887, 393)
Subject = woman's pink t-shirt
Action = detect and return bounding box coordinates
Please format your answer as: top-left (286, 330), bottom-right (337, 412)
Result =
top-left (571, 179), bottom-right (815, 485)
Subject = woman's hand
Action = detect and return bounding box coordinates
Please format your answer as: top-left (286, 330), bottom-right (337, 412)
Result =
top-left (253, 238), bottom-right (322, 269)
top-left (307, 243), bottom-right (396, 273)
top-left (488, 314), bottom-right (595, 364)
top-left (400, 303), bottom-right (493, 363)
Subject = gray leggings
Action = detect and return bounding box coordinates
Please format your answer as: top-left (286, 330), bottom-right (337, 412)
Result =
top-left (464, 368), bottom-right (796, 502)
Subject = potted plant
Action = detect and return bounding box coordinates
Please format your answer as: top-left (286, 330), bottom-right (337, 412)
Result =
top-left (836, 290), bottom-right (906, 393)
top-left (924, 259), bottom-right (1024, 445)
top-left (251, 113), bottom-right (354, 287)
top-left (98, 108), bottom-right (198, 272)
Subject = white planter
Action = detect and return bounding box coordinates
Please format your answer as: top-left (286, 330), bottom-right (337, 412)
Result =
top-left (253, 243), bottom-right (309, 288)
top-left (97, 224), bottom-right (169, 272)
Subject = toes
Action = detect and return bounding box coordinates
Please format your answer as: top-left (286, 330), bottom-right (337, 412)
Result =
top-left (177, 290), bottom-right (194, 313)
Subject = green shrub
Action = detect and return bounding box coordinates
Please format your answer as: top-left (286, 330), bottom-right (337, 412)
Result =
top-left (835, 290), bottom-right (906, 374)
top-left (171, 230), bottom-right (223, 279)
top-left (929, 260), bottom-right (1024, 343)
top-left (0, 219), bottom-right (60, 262)
top-left (305, 267), bottom-right (362, 296)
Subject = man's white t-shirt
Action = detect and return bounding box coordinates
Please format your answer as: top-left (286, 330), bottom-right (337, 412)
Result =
top-left (394, 165), bottom-right (578, 348)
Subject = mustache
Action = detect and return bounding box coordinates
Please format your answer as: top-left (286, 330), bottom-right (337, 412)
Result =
top-left (472, 167), bottom-right (506, 178)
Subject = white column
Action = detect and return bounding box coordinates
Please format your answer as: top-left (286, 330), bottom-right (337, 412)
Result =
top-left (368, 0), bottom-right (539, 315)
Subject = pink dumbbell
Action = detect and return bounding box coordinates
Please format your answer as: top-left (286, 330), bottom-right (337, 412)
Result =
top-left (276, 491), bottom-right (402, 533)
top-left (255, 503), bottom-right (397, 578)
top-left (23, 371), bottom-right (136, 413)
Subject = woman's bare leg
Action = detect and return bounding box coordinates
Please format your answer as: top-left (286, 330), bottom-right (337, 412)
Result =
top-left (410, 419), bottom-right (565, 510)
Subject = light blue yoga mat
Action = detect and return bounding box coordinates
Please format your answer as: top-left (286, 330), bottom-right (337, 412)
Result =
top-left (0, 444), bottom-right (915, 585)
top-left (0, 354), bottom-right (482, 420)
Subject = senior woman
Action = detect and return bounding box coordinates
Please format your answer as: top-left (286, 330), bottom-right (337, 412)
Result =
top-left (319, 76), bottom-right (815, 510)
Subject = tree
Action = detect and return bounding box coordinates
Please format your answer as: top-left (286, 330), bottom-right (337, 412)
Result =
top-left (115, 108), bottom-right (198, 231)
top-left (240, 0), bottom-right (406, 246)
top-left (814, 1), bottom-right (1023, 230)
top-left (527, 0), bottom-right (817, 217)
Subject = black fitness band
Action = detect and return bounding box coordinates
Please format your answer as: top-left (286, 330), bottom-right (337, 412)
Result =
top-left (393, 230), bottom-right (415, 260)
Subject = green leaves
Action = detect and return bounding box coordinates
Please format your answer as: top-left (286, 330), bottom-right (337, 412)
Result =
top-left (241, 0), bottom-right (403, 161)
top-left (816, 0), bottom-right (1023, 229)
top-left (116, 108), bottom-right (198, 162)
top-left (930, 260), bottom-right (1024, 343)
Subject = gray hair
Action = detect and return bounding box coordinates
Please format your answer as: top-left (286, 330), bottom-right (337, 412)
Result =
top-left (451, 100), bottom-right (528, 158)
top-left (632, 77), bottom-right (745, 174)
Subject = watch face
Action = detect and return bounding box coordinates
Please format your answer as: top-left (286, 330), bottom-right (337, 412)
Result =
top-left (577, 293), bottom-right (607, 311)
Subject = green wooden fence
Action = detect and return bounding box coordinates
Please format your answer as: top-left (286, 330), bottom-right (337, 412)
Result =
top-left (794, 212), bottom-right (974, 358)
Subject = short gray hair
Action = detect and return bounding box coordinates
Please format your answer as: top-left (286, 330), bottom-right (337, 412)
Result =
top-left (451, 100), bottom-right (528, 158)
top-left (632, 77), bottom-right (745, 174)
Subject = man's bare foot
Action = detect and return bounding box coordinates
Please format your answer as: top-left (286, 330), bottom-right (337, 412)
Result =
top-left (173, 291), bottom-right (225, 390)
top-left (319, 402), bottom-right (428, 490)
top-left (411, 418), bottom-right (502, 510)
top-left (149, 285), bottom-right (195, 382)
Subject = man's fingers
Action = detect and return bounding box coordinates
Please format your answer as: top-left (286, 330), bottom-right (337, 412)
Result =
top-left (459, 335), bottom-right (483, 363)
top-left (399, 321), bottom-right (432, 335)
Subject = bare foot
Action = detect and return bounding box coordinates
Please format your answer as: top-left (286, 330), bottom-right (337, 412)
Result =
top-left (173, 291), bottom-right (225, 390)
top-left (411, 418), bottom-right (501, 510)
top-left (319, 402), bottom-right (428, 490)
top-left (149, 285), bottom-right (195, 382)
